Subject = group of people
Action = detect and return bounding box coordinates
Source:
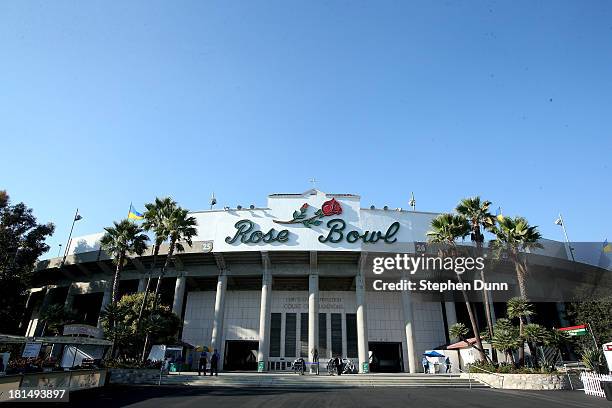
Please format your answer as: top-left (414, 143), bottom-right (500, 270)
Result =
top-left (421, 356), bottom-right (452, 374)
top-left (198, 349), bottom-right (220, 376)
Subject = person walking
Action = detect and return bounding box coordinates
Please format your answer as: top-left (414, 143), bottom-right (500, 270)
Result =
top-left (335, 356), bottom-right (343, 376)
top-left (210, 349), bottom-right (220, 376)
top-left (422, 356), bottom-right (429, 374)
top-left (198, 349), bottom-right (208, 376)
top-left (312, 348), bottom-right (319, 375)
top-left (445, 356), bottom-right (452, 373)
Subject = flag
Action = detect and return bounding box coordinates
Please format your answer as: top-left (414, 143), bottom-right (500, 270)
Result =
top-left (128, 204), bottom-right (144, 220)
top-left (495, 207), bottom-right (504, 222)
top-left (603, 239), bottom-right (612, 253)
top-left (558, 324), bottom-right (588, 336)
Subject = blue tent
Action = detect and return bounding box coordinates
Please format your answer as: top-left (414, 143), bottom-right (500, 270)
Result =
top-left (423, 350), bottom-right (445, 357)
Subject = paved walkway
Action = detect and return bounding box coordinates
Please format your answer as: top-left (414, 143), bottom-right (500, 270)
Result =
top-left (39, 385), bottom-right (610, 408)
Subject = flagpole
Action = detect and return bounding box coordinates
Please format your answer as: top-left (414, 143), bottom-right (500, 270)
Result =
top-left (587, 322), bottom-right (599, 349)
top-left (128, 202), bottom-right (133, 222)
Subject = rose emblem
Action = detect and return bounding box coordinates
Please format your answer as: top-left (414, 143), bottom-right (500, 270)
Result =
top-left (274, 198), bottom-right (343, 228)
top-left (321, 198), bottom-right (342, 216)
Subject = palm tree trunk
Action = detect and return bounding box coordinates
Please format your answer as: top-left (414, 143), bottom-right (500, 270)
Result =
top-left (143, 237), bottom-right (176, 361)
top-left (111, 253), bottom-right (124, 304)
top-left (137, 244), bottom-right (160, 331)
top-left (475, 237), bottom-right (497, 364)
top-left (153, 237), bottom-right (176, 309)
top-left (513, 254), bottom-right (528, 300)
top-left (457, 274), bottom-right (488, 362)
top-left (518, 317), bottom-right (525, 366)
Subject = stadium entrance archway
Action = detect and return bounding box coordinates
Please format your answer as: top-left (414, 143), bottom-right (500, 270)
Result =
top-left (369, 342), bottom-right (403, 373)
top-left (224, 340), bottom-right (259, 371)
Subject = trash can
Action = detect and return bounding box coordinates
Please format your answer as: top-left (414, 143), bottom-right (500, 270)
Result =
top-left (601, 381), bottom-right (612, 401)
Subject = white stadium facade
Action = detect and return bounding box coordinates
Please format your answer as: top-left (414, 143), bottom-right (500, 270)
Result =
top-left (26, 190), bottom-right (612, 373)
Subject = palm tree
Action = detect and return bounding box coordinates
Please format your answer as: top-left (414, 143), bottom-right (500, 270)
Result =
top-left (506, 297), bottom-right (534, 367)
top-left (137, 198), bottom-right (177, 330)
top-left (100, 220), bottom-right (149, 304)
top-left (490, 216), bottom-right (542, 300)
top-left (151, 206), bottom-right (198, 308)
top-left (523, 323), bottom-right (547, 367)
top-left (449, 322), bottom-right (469, 341)
top-left (491, 318), bottom-right (520, 365)
top-left (142, 206), bottom-right (197, 360)
top-left (456, 197), bottom-right (497, 346)
top-left (428, 213), bottom-right (488, 362)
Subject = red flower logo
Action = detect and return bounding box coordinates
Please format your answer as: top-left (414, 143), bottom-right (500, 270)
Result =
top-left (300, 203), bottom-right (309, 211)
top-left (321, 198), bottom-right (342, 216)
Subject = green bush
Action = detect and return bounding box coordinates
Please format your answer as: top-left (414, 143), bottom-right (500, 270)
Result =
top-left (103, 357), bottom-right (162, 369)
top-left (468, 361), bottom-right (558, 374)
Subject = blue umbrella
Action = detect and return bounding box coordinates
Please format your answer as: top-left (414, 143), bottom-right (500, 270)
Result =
top-left (423, 351), bottom-right (445, 357)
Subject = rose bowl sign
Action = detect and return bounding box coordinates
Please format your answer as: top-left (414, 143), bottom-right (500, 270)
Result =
top-left (225, 198), bottom-right (400, 245)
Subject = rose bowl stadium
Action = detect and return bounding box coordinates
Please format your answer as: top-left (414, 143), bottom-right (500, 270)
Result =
top-left (26, 189), bottom-right (612, 373)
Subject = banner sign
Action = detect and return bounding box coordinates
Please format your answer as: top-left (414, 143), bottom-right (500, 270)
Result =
top-left (558, 324), bottom-right (588, 336)
top-left (22, 342), bottom-right (42, 358)
top-left (63, 324), bottom-right (103, 338)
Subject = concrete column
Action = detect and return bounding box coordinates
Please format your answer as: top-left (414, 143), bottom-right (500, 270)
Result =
top-left (97, 282), bottom-right (112, 328)
top-left (445, 301), bottom-right (458, 329)
top-left (20, 290), bottom-right (35, 332)
top-left (257, 254), bottom-right (272, 372)
top-left (556, 302), bottom-right (569, 326)
top-left (64, 284), bottom-right (76, 310)
top-left (308, 273), bottom-right (319, 373)
top-left (356, 253), bottom-right (369, 373)
top-left (172, 275), bottom-right (187, 316)
top-left (210, 273), bottom-right (227, 358)
top-left (137, 278), bottom-right (147, 292)
top-left (401, 272), bottom-right (417, 373)
top-left (27, 288), bottom-right (49, 337)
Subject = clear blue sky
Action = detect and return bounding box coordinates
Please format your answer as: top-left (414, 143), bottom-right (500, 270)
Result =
top-left (1, 1), bottom-right (611, 256)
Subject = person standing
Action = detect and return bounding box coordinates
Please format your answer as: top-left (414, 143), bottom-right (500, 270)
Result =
top-left (210, 349), bottom-right (220, 376)
top-left (187, 353), bottom-right (193, 371)
top-left (422, 356), bottom-right (429, 374)
top-left (445, 356), bottom-right (452, 373)
top-left (312, 348), bottom-right (319, 375)
top-left (198, 349), bottom-right (208, 376)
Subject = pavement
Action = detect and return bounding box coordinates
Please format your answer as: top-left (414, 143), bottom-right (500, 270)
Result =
top-left (18, 384), bottom-right (610, 408)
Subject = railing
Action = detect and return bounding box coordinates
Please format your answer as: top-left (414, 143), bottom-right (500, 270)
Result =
top-left (463, 365), bottom-right (505, 389)
top-left (456, 367), bottom-right (472, 389)
top-left (562, 362), bottom-right (589, 390)
top-left (580, 372), bottom-right (612, 398)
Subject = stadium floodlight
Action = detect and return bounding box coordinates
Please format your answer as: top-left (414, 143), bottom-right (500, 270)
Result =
top-left (210, 192), bottom-right (217, 209)
top-left (555, 213), bottom-right (575, 262)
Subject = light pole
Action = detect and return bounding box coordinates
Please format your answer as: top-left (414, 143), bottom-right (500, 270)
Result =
top-left (554, 213), bottom-right (575, 262)
top-left (60, 209), bottom-right (83, 267)
top-left (409, 192), bottom-right (416, 211)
